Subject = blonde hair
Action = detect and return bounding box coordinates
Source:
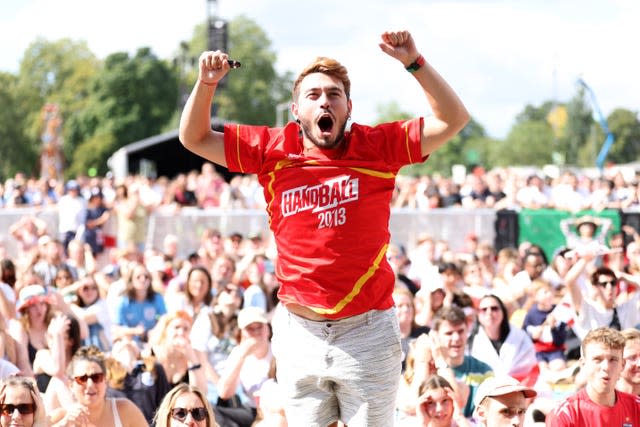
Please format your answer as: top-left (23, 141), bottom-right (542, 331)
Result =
top-left (153, 384), bottom-right (218, 427)
top-left (0, 376), bottom-right (47, 427)
top-left (292, 57), bottom-right (351, 100)
top-left (621, 328), bottom-right (640, 343)
top-left (581, 327), bottom-right (626, 357)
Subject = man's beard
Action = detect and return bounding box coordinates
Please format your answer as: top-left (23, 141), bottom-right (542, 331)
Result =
top-left (300, 117), bottom-right (348, 150)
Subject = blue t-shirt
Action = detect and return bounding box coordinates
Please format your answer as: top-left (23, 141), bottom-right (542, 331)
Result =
top-left (115, 293), bottom-right (166, 332)
top-left (452, 355), bottom-right (493, 418)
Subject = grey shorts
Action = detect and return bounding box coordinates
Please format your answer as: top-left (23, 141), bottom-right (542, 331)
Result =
top-left (271, 304), bottom-right (403, 427)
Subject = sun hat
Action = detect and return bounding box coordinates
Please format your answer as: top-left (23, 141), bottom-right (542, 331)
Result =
top-left (17, 285), bottom-right (52, 312)
top-left (473, 375), bottom-right (537, 408)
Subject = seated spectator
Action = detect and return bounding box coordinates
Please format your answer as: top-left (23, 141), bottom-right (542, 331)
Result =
top-left (153, 383), bottom-right (217, 427)
top-left (70, 275), bottom-right (112, 351)
top-left (546, 328), bottom-right (640, 425)
top-left (414, 374), bottom-right (471, 427)
top-left (190, 285), bottom-right (241, 404)
top-left (564, 259), bottom-right (640, 341)
top-left (107, 335), bottom-right (170, 424)
top-left (522, 279), bottom-right (568, 378)
top-left (215, 307), bottom-right (272, 427)
top-left (32, 313), bottom-right (82, 394)
top-left (0, 376), bottom-right (48, 427)
top-left (111, 262), bottom-right (166, 343)
top-left (164, 266), bottom-right (214, 320)
top-left (468, 295), bottom-right (538, 384)
top-left (149, 311), bottom-right (206, 392)
top-left (393, 287), bottom-right (429, 372)
top-left (48, 346), bottom-right (148, 427)
top-left (473, 375), bottom-right (537, 427)
top-left (9, 285), bottom-right (86, 388)
top-left (387, 243), bottom-right (418, 294)
top-left (399, 306), bottom-right (492, 419)
top-left (616, 328), bottom-right (640, 396)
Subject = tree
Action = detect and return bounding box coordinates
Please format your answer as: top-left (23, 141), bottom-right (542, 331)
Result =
top-left (493, 120), bottom-right (554, 167)
top-left (214, 15), bottom-right (292, 125)
top-left (604, 108), bottom-right (640, 164)
top-left (14, 38), bottom-right (98, 177)
top-left (560, 86), bottom-right (593, 166)
top-left (66, 48), bottom-right (179, 175)
top-left (0, 72), bottom-right (33, 178)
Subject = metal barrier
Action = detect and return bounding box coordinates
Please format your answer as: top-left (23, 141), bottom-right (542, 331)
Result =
top-left (0, 207), bottom-right (497, 260)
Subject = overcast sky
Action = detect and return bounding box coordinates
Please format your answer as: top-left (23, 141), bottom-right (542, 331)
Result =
top-left (1, 0), bottom-right (638, 138)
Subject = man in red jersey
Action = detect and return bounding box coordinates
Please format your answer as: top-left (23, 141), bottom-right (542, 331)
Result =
top-left (546, 327), bottom-right (640, 426)
top-left (179, 30), bottom-right (469, 426)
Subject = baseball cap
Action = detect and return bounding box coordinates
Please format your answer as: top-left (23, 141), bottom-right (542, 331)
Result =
top-left (17, 285), bottom-right (52, 312)
top-left (237, 307), bottom-right (268, 330)
top-left (473, 375), bottom-right (537, 408)
top-left (66, 180), bottom-right (80, 191)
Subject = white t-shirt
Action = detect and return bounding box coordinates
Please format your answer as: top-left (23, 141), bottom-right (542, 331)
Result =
top-left (574, 292), bottom-right (640, 341)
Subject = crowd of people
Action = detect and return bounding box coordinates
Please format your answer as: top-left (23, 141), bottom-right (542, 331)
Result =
top-left (0, 167), bottom-right (638, 426)
top-left (1, 162), bottom-right (640, 214)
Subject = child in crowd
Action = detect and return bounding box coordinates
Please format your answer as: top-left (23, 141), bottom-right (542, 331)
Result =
top-left (522, 279), bottom-right (568, 378)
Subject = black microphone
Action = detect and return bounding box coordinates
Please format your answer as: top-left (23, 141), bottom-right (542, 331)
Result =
top-left (228, 59), bottom-right (241, 69)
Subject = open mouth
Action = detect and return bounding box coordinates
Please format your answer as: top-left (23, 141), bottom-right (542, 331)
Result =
top-left (318, 115), bottom-right (334, 134)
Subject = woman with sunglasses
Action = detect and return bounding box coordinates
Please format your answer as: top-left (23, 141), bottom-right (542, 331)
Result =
top-left (0, 376), bottom-right (47, 427)
top-left (468, 295), bottom-right (538, 383)
top-left (49, 345), bottom-right (147, 427)
top-left (154, 383), bottom-right (218, 427)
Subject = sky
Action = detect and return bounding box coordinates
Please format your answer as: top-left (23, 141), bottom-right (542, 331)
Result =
top-left (1, 0), bottom-right (638, 139)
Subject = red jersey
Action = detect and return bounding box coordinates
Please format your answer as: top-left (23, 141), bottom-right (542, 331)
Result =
top-left (546, 388), bottom-right (640, 427)
top-left (224, 119), bottom-right (424, 319)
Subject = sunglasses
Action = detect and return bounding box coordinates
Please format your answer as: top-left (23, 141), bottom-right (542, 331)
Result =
top-left (170, 407), bottom-right (207, 422)
top-left (479, 306), bottom-right (500, 313)
top-left (73, 372), bottom-right (105, 385)
top-left (81, 285), bottom-right (98, 292)
top-left (595, 279), bottom-right (617, 288)
top-left (0, 403), bottom-right (36, 416)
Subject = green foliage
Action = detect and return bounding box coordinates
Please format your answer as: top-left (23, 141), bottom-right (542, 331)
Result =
top-left (66, 48), bottom-right (179, 174)
top-left (493, 120), bottom-right (554, 167)
top-left (0, 72), bottom-right (35, 178)
top-left (66, 133), bottom-right (116, 177)
top-left (605, 108), bottom-right (640, 164)
top-left (213, 15), bottom-right (292, 125)
top-left (560, 87), bottom-right (593, 165)
top-left (13, 39), bottom-right (98, 177)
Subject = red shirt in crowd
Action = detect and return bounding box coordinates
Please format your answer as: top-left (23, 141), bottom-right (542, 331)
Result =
top-left (546, 388), bottom-right (640, 426)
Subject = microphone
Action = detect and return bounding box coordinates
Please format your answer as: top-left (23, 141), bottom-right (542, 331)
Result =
top-left (228, 59), bottom-right (241, 69)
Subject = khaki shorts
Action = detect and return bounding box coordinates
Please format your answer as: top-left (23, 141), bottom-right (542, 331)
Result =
top-left (271, 304), bottom-right (402, 427)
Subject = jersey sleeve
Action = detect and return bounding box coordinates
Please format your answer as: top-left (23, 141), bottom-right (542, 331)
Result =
top-left (223, 123), bottom-right (271, 174)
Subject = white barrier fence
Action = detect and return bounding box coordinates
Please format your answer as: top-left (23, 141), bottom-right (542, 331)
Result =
top-left (0, 207), bottom-right (498, 260)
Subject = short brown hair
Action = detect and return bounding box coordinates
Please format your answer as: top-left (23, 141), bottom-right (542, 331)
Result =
top-left (292, 57), bottom-right (351, 101)
top-left (432, 305), bottom-right (466, 331)
top-left (581, 327), bottom-right (625, 357)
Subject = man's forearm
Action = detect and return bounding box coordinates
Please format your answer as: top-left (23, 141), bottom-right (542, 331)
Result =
top-left (179, 82), bottom-right (217, 148)
top-left (410, 57), bottom-right (469, 156)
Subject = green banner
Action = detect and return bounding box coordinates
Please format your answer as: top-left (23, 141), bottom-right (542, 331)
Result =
top-left (518, 209), bottom-right (620, 261)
